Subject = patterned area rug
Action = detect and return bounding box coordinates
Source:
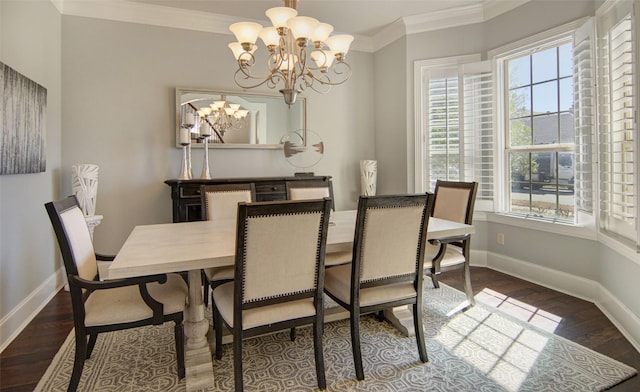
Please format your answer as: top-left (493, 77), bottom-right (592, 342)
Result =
top-left (35, 283), bottom-right (637, 391)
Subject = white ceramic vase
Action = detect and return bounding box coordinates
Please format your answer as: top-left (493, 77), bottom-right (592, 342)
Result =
top-left (71, 164), bottom-right (99, 216)
top-left (360, 160), bottom-right (377, 196)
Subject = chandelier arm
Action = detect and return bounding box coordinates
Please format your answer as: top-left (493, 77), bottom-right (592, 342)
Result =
top-left (305, 61), bottom-right (353, 86)
top-left (233, 69), bottom-right (278, 90)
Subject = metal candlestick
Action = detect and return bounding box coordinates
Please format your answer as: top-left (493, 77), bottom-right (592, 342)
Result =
top-left (179, 143), bottom-right (190, 180)
top-left (201, 136), bottom-right (212, 179)
top-left (186, 143), bottom-right (193, 179)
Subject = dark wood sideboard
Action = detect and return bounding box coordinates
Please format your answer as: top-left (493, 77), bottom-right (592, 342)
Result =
top-left (165, 175), bottom-right (331, 222)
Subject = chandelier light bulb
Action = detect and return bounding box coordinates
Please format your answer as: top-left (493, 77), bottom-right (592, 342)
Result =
top-left (265, 6), bottom-right (297, 29)
top-left (311, 22), bottom-right (334, 45)
top-left (311, 50), bottom-right (335, 69)
top-left (259, 27), bottom-right (280, 49)
top-left (229, 22), bottom-right (263, 46)
top-left (325, 34), bottom-right (354, 56)
top-left (287, 16), bottom-right (319, 41)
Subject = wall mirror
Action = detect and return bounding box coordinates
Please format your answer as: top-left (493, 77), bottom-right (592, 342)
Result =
top-left (175, 87), bottom-right (306, 149)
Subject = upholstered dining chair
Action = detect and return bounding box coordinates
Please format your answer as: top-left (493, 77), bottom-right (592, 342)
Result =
top-left (323, 193), bottom-right (433, 381)
top-left (45, 196), bottom-right (187, 392)
top-left (286, 179), bottom-right (351, 267)
top-left (285, 179), bottom-right (335, 210)
top-left (212, 198), bottom-right (332, 392)
top-left (200, 183), bottom-right (256, 307)
top-left (427, 180), bottom-right (478, 305)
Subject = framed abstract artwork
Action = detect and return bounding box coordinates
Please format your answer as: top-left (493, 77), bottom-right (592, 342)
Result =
top-left (1, 62), bottom-right (47, 175)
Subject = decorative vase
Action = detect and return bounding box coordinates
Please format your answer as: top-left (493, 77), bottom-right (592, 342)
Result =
top-left (360, 160), bottom-right (377, 196)
top-left (71, 164), bottom-right (99, 216)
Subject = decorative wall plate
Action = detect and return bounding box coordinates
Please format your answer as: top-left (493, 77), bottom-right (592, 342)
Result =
top-left (280, 130), bottom-right (324, 168)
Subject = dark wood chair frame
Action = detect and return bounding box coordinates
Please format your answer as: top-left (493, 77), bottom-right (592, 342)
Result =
top-left (200, 183), bottom-right (257, 307)
top-left (213, 198), bottom-right (332, 392)
top-left (45, 196), bottom-right (185, 392)
top-left (285, 179), bottom-right (335, 210)
top-left (428, 180), bottom-right (478, 305)
top-left (324, 193), bottom-right (433, 381)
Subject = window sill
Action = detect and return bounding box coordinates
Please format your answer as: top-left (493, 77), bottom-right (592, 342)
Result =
top-left (475, 211), bottom-right (597, 241)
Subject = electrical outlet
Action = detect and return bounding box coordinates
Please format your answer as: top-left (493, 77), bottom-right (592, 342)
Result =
top-left (497, 233), bottom-right (505, 245)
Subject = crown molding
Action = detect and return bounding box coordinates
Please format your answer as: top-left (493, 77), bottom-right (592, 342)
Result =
top-left (56, 0), bottom-right (241, 35)
top-left (51, 0), bottom-right (528, 54)
top-left (372, 0), bottom-right (531, 51)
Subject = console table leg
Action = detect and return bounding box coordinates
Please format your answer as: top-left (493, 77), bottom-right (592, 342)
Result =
top-left (184, 270), bottom-right (215, 391)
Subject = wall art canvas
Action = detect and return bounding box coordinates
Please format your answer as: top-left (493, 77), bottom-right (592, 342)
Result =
top-left (1, 61), bottom-right (47, 175)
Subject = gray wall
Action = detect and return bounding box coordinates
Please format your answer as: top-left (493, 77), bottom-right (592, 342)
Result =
top-left (0, 0), bottom-right (62, 339)
top-left (61, 16), bottom-right (374, 253)
top-left (373, 37), bottom-right (407, 195)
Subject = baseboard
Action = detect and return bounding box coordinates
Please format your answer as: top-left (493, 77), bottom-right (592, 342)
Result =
top-left (0, 268), bottom-right (65, 353)
top-left (470, 249), bottom-right (640, 353)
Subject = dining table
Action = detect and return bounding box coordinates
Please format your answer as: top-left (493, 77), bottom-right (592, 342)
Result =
top-left (108, 209), bottom-right (475, 391)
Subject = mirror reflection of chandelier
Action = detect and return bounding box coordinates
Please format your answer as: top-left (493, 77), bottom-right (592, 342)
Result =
top-left (196, 98), bottom-right (249, 137)
top-left (228, 0), bottom-right (354, 106)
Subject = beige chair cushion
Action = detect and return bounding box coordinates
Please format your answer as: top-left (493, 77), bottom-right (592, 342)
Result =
top-left (84, 273), bottom-right (187, 327)
top-left (205, 190), bottom-right (252, 222)
top-left (324, 264), bottom-right (417, 307)
top-left (359, 206), bottom-right (423, 282)
top-left (213, 282), bottom-right (316, 330)
top-left (203, 266), bottom-right (235, 282)
top-left (243, 212), bottom-right (321, 303)
top-left (289, 187), bottom-right (330, 200)
top-left (325, 249), bottom-right (352, 267)
top-left (433, 187), bottom-right (471, 223)
top-left (60, 207), bottom-right (98, 281)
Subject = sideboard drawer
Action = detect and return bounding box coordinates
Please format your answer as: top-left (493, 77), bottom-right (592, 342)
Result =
top-left (255, 183), bottom-right (285, 194)
top-left (180, 186), bottom-right (202, 198)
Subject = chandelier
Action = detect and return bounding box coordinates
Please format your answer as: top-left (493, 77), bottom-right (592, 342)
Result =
top-left (228, 0), bottom-right (354, 106)
top-left (195, 98), bottom-right (249, 138)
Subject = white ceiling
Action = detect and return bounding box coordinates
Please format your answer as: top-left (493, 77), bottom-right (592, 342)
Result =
top-left (126, 0), bottom-right (528, 36)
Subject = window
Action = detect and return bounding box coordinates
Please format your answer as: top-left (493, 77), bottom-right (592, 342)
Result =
top-left (416, 5), bottom-right (638, 252)
top-left (415, 55), bottom-right (494, 211)
top-left (503, 40), bottom-right (576, 223)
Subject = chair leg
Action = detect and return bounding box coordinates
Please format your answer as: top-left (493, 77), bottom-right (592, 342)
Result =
top-left (313, 316), bottom-right (327, 389)
top-left (412, 302), bottom-right (428, 363)
top-left (233, 329), bottom-right (244, 392)
top-left (462, 262), bottom-right (475, 306)
top-left (290, 327), bottom-right (296, 342)
top-left (202, 270), bottom-right (210, 308)
top-left (175, 320), bottom-right (186, 379)
top-left (213, 303), bottom-right (224, 360)
top-left (68, 331), bottom-right (88, 392)
top-left (430, 273), bottom-right (440, 288)
top-left (86, 333), bottom-right (98, 359)
top-left (376, 310), bottom-right (384, 322)
top-left (350, 309), bottom-right (364, 381)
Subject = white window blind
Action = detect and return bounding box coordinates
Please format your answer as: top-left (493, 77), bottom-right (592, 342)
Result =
top-left (427, 69), bottom-right (461, 190)
top-left (419, 58), bottom-right (494, 211)
top-left (597, 1), bottom-right (637, 248)
top-left (573, 18), bottom-right (596, 222)
top-left (462, 61), bottom-right (494, 210)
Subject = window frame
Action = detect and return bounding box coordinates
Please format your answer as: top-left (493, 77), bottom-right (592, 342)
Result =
top-left (489, 18), bottom-right (591, 227)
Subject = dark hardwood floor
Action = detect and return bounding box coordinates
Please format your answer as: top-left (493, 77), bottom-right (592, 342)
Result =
top-left (1, 267), bottom-right (638, 391)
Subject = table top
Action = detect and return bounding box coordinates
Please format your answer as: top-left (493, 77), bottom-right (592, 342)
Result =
top-left (109, 210), bottom-right (474, 279)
